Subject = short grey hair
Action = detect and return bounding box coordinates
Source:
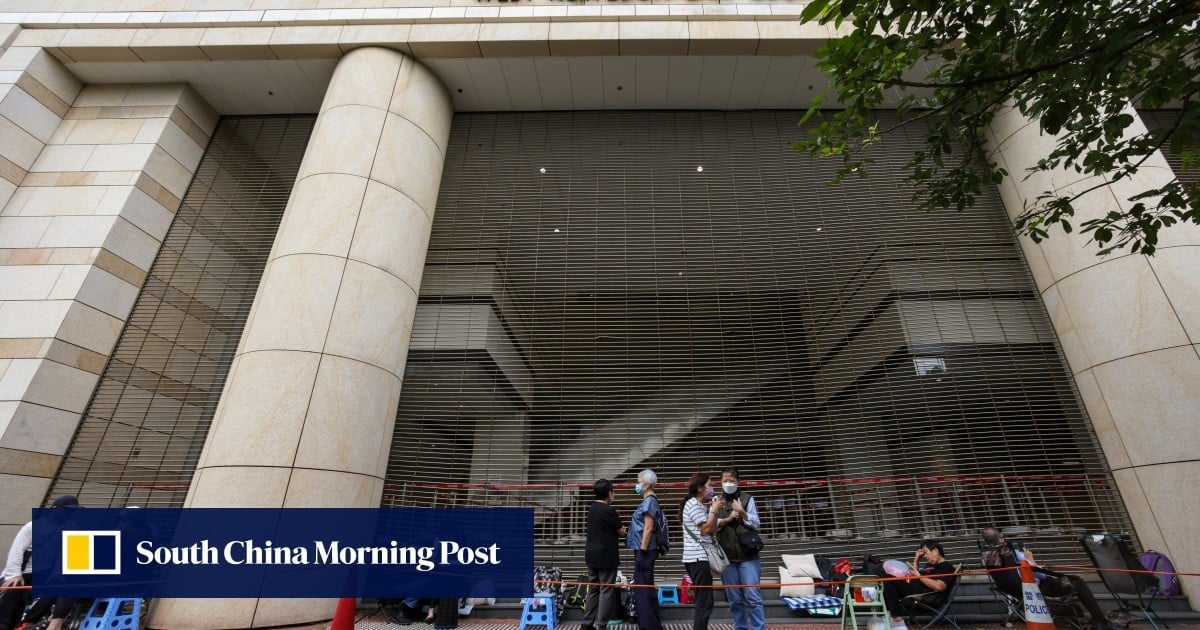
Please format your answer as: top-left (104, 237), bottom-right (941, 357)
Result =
top-left (639, 469), bottom-right (657, 487)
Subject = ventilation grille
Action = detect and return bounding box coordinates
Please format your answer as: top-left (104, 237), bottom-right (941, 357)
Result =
top-left (1139, 109), bottom-right (1199, 186)
top-left (384, 111), bottom-right (1132, 572)
top-left (48, 116), bottom-right (315, 508)
top-left (44, 110), bottom-right (1135, 575)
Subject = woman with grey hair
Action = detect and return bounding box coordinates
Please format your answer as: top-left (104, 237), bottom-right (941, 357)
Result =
top-left (625, 469), bottom-right (665, 630)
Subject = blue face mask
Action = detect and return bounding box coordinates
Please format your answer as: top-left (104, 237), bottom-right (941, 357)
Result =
top-left (703, 487), bottom-right (715, 501)
top-left (634, 483), bottom-right (645, 495)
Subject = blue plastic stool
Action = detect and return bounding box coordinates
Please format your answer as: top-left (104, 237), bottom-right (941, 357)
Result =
top-left (657, 585), bottom-right (681, 605)
top-left (79, 598), bottom-right (141, 630)
top-left (519, 594), bottom-right (556, 630)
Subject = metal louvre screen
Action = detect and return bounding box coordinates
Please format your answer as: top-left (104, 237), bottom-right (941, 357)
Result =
top-left (1139, 109), bottom-right (1199, 186)
top-left (385, 110), bottom-right (1132, 571)
top-left (48, 116), bottom-right (315, 507)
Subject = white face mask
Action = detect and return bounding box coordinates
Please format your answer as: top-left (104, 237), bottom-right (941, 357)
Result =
top-left (722, 481), bottom-right (738, 494)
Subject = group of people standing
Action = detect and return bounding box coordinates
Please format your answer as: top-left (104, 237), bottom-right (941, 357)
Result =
top-left (582, 467), bottom-right (765, 630)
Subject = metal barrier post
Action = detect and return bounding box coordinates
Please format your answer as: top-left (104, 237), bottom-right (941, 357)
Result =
top-left (1000, 476), bottom-right (1019, 525)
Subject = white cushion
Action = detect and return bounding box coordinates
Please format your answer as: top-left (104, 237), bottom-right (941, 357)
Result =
top-left (779, 567), bottom-right (815, 598)
top-left (781, 553), bottom-right (823, 579)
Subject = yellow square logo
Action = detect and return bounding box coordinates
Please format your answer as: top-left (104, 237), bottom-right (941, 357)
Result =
top-left (61, 531), bottom-right (121, 575)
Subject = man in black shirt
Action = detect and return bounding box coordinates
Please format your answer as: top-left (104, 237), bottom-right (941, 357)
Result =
top-left (582, 479), bottom-right (626, 630)
top-left (882, 539), bottom-right (957, 620)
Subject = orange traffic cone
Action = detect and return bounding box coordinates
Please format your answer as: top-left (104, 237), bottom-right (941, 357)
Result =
top-left (1018, 560), bottom-right (1056, 630)
top-left (331, 597), bottom-right (356, 630)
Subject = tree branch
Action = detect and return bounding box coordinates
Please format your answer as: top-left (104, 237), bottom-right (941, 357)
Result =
top-left (872, 0), bottom-right (1196, 90)
top-left (1027, 90), bottom-right (1195, 219)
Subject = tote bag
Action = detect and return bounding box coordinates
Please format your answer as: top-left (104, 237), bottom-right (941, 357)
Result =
top-left (684, 518), bottom-right (729, 574)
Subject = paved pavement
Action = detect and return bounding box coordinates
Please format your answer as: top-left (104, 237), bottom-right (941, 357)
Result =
top-left (323, 619), bottom-right (1200, 630)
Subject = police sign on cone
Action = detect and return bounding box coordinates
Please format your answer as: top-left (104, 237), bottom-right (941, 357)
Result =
top-left (1018, 559), bottom-right (1056, 630)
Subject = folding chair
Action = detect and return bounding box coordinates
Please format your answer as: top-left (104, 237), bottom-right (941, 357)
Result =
top-left (841, 575), bottom-right (890, 630)
top-left (902, 563), bottom-right (962, 630)
top-left (979, 542), bottom-right (1085, 630)
top-left (985, 580), bottom-right (1086, 630)
top-left (987, 585), bottom-right (1025, 627)
top-left (1078, 533), bottom-right (1167, 629)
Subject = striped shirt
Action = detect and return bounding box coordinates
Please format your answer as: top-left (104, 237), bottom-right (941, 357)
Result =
top-left (681, 498), bottom-right (712, 563)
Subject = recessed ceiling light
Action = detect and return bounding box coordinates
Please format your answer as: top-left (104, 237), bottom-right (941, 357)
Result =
top-left (696, 166), bottom-right (704, 172)
top-left (815, 227), bottom-right (823, 232)
top-left (554, 228), bottom-right (561, 233)
top-left (539, 167), bottom-right (546, 174)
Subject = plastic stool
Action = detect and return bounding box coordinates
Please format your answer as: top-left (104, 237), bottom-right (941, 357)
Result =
top-left (519, 594), bottom-right (556, 630)
top-left (79, 598), bottom-right (141, 630)
top-left (657, 585), bottom-right (681, 605)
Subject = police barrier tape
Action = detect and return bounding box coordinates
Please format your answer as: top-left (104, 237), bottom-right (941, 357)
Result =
top-left (534, 563), bottom-right (1200, 590)
top-left (3, 563), bottom-right (1195, 592)
top-left (125, 475), bottom-right (1127, 549)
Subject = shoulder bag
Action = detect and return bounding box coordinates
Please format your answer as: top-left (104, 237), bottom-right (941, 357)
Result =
top-left (683, 515), bottom-right (729, 574)
top-left (737, 526), bottom-right (764, 553)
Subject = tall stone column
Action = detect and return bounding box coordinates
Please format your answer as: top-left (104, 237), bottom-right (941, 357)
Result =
top-left (149, 47), bottom-right (452, 629)
top-left (987, 106), bottom-right (1200, 607)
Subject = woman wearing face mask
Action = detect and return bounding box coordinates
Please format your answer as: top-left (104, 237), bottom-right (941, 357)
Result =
top-left (713, 467), bottom-right (764, 630)
top-left (625, 469), bottom-right (664, 630)
top-left (679, 473), bottom-right (718, 630)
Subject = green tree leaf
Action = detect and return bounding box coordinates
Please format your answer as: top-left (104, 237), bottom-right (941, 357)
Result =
top-left (794, 0), bottom-right (1200, 256)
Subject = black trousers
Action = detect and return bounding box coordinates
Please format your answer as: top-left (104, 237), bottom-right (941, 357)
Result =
top-left (883, 578), bottom-right (944, 617)
top-left (632, 550), bottom-right (661, 630)
top-left (685, 561), bottom-right (714, 630)
top-left (583, 566), bottom-right (619, 627)
top-left (1042, 574), bottom-right (1108, 625)
top-left (0, 574), bottom-right (32, 630)
top-left (431, 598), bottom-right (458, 629)
top-left (21, 597), bottom-right (78, 624)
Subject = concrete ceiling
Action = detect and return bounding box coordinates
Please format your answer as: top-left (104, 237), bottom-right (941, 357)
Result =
top-left (64, 54), bottom-right (828, 114)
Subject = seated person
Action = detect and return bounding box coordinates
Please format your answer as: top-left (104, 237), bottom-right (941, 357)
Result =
top-left (882, 539), bottom-right (957, 621)
top-left (980, 527), bottom-right (1117, 630)
top-left (1, 496), bottom-right (83, 630)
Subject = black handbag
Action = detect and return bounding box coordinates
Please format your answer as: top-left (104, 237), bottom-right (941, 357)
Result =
top-left (737, 527), bottom-right (764, 552)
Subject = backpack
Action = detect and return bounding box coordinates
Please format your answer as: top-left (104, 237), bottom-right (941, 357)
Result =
top-left (564, 574), bottom-right (589, 609)
top-left (980, 544), bottom-right (1017, 569)
top-left (862, 554), bottom-right (886, 578)
top-left (650, 496), bottom-right (670, 557)
top-left (815, 555), bottom-right (834, 581)
top-left (1140, 550), bottom-right (1180, 597)
top-left (532, 565), bottom-right (566, 616)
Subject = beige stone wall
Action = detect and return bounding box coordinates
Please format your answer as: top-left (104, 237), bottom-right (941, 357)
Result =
top-left (2, 6), bottom-right (833, 64)
top-left (0, 58), bottom-right (216, 544)
top-left (3, 0), bottom-right (806, 17)
top-left (987, 106), bottom-right (1200, 607)
top-left (0, 41), bottom-right (80, 544)
top-left (148, 47), bottom-right (450, 629)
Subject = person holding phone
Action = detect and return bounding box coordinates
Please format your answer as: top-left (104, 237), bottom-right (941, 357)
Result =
top-left (679, 473), bottom-right (718, 630)
top-left (713, 467), bottom-right (764, 630)
top-left (881, 539), bottom-right (956, 621)
top-left (979, 527), bottom-right (1116, 630)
